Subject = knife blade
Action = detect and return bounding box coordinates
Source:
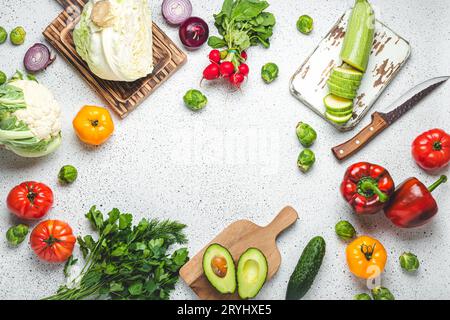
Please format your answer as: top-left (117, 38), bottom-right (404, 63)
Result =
top-left (332, 76), bottom-right (449, 161)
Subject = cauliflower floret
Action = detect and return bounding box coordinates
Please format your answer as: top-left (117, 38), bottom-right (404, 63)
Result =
top-left (10, 80), bottom-right (61, 140)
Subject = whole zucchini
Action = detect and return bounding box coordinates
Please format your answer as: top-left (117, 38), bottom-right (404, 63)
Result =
top-left (286, 236), bottom-right (326, 300)
top-left (340, 0), bottom-right (375, 72)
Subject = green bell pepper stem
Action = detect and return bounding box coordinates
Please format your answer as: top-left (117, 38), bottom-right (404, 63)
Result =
top-left (428, 175), bottom-right (447, 193)
top-left (359, 178), bottom-right (389, 203)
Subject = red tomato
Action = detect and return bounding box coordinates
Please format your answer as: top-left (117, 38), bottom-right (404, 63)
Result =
top-left (7, 181), bottom-right (54, 220)
top-left (412, 128), bottom-right (450, 172)
top-left (30, 220), bottom-right (76, 263)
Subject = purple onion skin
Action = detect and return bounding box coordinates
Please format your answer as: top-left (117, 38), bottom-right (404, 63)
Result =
top-left (179, 17), bottom-right (209, 50)
top-left (24, 43), bottom-right (55, 73)
top-left (162, 0), bottom-right (192, 26)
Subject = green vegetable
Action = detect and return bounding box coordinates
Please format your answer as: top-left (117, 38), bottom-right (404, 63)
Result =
top-left (297, 149), bottom-right (315, 173)
top-left (327, 81), bottom-right (358, 100)
top-left (323, 94), bottom-right (353, 112)
top-left (296, 122), bottom-right (317, 147)
top-left (183, 89), bottom-right (207, 111)
top-left (0, 71), bottom-right (6, 85)
top-left (325, 111), bottom-right (353, 125)
top-left (296, 15), bottom-right (313, 34)
top-left (371, 286), bottom-right (395, 300)
top-left (208, 0), bottom-right (276, 52)
top-left (354, 293), bottom-right (372, 300)
top-left (0, 73), bottom-right (62, 158)
top-left (10, 26), bottom-right (26, 45)
top-left (237, 248), bottom-right (268, 299)
top-left (399, 252), bottom-right (420, 272)
top-left (58, 165), bottom-right (78, 184)
top-left (0, 27), bottom-right (7, 44)
top-left (286, 236), bottom-right (326, 300)
top-left (203, 244), bottom-right (236, 294)
top-left (331, 66), bottom-right (363, 81)
top-left (340, 0), bottom-right (375, 72)
top-left (44, 206), bottom-right (189, 300)
top-left (335, 220), bottom-right (357, 241)
top-left (6, 224), bottom-right (29, 245)
top-left (261, 62), bottom-right (278, 84)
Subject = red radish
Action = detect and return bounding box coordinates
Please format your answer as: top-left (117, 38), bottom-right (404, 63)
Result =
top-left (209, 50), bottom-right (221, 63)
top-left (229, 73), bottom-right (245, 87)
top-left (219, 61), bottom-right (235, 77)
top-left (203, 63), bottom-right (220, 80)
top-left (241, 51), bottom-right (247, 61)
top-left (238, 63), bottom-right (249, 76)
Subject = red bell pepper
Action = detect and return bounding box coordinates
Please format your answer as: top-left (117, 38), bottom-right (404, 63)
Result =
top-left (412, 128), bottom-right (450, 172)
top-left (384, 175), bottom-right (447, 228)
top-left (341, 162), bottom-right (395, 215)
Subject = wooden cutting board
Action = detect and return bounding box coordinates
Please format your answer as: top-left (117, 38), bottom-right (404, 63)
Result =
top-left (44, 0), bottom-right (187, 118)
top-left (180, 206), bottom-right (299, 300)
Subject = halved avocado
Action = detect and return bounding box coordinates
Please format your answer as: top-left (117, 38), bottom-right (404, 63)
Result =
top-left (203, 244), bottom-right (236, 294)
top-left (237, 248), bottom-right (268, 299)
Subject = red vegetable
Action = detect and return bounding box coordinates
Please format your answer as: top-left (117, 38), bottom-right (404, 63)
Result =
top-left (179, 17), bottom-right (209, 49)
top-left (241, 51), bottom-right (247, 61)
top-left (203, 63), bottom-right (220, 80)
top-left (30, 220), bottom-right (76, 263)
top-left (340, 162), bottom-right (395, 215)
top-left (162, 0), bottom-right (192, 25)
top-left (384, 175), bottom-right (447, 228)
top-left (219, 61), bottom-right (235, 77)
top-left (209, 50), bottom-right (221, 63)
top-left (23, 43), bottom-right (55, 73)
top-left (229, 73), bottom-right (245, 87)
top-left (238, 63), bottom-right (249, 76)
top-left (7, 181), bottom-right (54, 220)
top-left (412, 128), bottom-right (450, 172)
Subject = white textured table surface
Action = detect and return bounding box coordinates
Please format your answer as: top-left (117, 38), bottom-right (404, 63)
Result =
top-left (1, 0), bottom-right (449, 300)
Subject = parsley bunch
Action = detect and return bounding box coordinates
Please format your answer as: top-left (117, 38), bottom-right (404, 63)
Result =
top-left (44, 206), bottom-right (189, 300)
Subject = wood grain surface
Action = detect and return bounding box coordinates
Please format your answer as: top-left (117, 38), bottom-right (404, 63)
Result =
top-left (44, 0), bottom-right (187, 118)
top-left (180, 206), bottom-right (299, 300)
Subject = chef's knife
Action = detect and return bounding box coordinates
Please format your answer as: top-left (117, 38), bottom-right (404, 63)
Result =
top-left (332, 76), bottom-right (449, 161)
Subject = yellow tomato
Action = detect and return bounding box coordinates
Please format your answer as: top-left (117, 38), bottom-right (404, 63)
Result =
top-left (346, 235), bottom-right (387, 279)
top-left (73, 106), bottom-right (114, 146)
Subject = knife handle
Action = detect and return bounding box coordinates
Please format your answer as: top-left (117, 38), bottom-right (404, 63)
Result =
top-left (332, 112), bottom-right (389, 161)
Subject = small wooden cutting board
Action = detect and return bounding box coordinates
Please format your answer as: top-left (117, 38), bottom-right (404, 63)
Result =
top-left (180, 206), bottom-right (298, 300)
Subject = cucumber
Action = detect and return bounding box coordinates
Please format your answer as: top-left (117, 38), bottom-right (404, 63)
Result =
top-left (340, 0), bottom-right (375, 72)
top-left (330, 74), bottom-right (361, 88)
top-left (325, 111), bottom-right (353, 124)
top-left (286, 236), bottom-right (326, 300)
top-left (323, 94), bottom-right (353, 111)
top-left (331, 67), bottom-right (363, 81)
top-left (328, 82), bottom-right (358, 99)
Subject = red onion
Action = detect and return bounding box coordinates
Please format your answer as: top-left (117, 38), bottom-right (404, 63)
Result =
top-left (162, 0), bottom-right (192, 25)
top-left (179, 17), bottom-right (209, 50)
top-left (23, 43), bottom-right (56, 73)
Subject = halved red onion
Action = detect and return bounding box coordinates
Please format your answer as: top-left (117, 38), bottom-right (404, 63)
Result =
top-left (162, 0), bottom-right (192, 25)
top-left (179, 17), bottom-right (209, 50)
top-left (23, 43), bottom-right (56, 73)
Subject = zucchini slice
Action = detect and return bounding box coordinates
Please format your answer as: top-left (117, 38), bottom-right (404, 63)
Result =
top-left (329, 74), bottom-right (361, 88)
top-left (325, 111), bottom-right (353, 124)
top-left (323, 94), bottom-right (353, 112)
top-left (327, 79), bottom-right (359, 92)
top-left (331, 67), bottom-right (363, 81)
top-left (328, 82), bottom-right (358, 99)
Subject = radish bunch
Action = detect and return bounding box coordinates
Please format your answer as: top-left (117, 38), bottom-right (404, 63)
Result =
top-left (202, 49), bottom-right (249, 88)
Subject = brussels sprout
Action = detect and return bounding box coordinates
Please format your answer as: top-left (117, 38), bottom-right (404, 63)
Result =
top-left (6, 224), bottom-right (29, 245)
top-left (371, 286), bottom-right (395, 300)
top-left (10, 26), bottom-right (26, 45)
top-left (335, 220), bottom-right (356, 241)
top-left (354, 293), bottom-right (372, 300)
top-left (399, 252), bottom-right (420, 272)
top-left (183, 89), bottom-right (208, 111)
top-left (297, 15), bottom-right (313, 35)
top-left (297, 149), bottom-right (315, 173)
top-left (0, 71), bottom-right (6, 85)
top-left (261, 62), bottom-right (279, 84)
top-left (296, 122), bottom-right (317, 147)
top-left (0, 26), bottom-right (7, 44)
top-left (59, 165), bottom-right (78, 184)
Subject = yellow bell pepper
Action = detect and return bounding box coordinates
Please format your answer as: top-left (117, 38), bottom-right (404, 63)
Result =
top-left (73, 106), bottom-right (114, 146)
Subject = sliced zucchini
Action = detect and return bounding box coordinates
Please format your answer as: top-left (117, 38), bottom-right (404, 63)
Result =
top-left (328, 82), bottom-right (357, 100)
top-left (327, 79), bottom-right (359, 92)
top-left (329, 74), bottom-right (361, 88)
top-left (331, 67), bottom-right (363, 81)
top-left (325, 111), bottom-right (353, 124)
top-left (323, 94), bottom-right (353, 112)
top-left (326, 107), bottom-right (353, 117)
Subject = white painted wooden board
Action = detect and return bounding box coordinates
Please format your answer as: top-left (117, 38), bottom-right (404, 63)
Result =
top-left (290, 10), bottom-right (411, 131)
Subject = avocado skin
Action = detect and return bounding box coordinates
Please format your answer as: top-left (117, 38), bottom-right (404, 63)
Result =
top-left (286, 236), bottom-right (326, 300)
